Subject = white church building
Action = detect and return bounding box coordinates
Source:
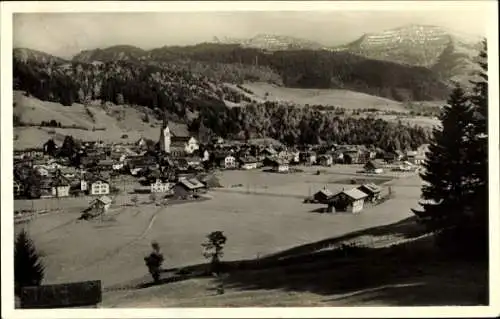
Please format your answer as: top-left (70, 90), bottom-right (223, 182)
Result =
top-left (159, 120), bottom-right (199, 156)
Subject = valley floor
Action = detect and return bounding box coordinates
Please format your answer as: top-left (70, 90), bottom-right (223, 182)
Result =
top-left (13, 166), bottom-right (487, 307)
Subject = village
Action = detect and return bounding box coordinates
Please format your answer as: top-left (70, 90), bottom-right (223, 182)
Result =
top-left (14, 115), bottom-right (429, 220)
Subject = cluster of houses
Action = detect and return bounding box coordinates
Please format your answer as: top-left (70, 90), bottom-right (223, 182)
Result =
top-left (13, 120), bottom-right (429, 201)
top-left (309, 183), bottom-right (383, 214)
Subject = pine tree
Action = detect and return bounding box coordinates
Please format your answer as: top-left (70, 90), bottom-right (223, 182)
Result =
top-left (14, 229), bottom-right (45, 293)
top-left (463, 39), bottom-right (489, 251)
top-left (412, 85), bottom-right (476, 230)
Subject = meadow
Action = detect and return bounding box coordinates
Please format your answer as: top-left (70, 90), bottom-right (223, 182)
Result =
top-left (14, 165), bottom-right (423, 289)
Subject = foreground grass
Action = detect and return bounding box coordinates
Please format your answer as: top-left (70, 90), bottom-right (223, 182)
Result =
top-left (102, 221), bottom-right (488, 307)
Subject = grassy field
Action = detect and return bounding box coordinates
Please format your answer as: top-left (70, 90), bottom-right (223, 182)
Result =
top-left (13, 91), bottom-right (187, 150)
top-left (234, 82), bottom-right (408, 112)
top-left (14, 166), bottom-right (487, 306)
top-left (14, 166), bottom-right (422, 287)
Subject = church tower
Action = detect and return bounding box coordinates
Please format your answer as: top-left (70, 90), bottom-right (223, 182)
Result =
top-left (159, 113), bottom-right (171, 153)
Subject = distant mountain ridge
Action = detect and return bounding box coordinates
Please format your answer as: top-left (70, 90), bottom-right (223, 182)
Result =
top-left (212, 34), bottom-right (329, 51)
top-left (335, 24), bottom-right (483, 83)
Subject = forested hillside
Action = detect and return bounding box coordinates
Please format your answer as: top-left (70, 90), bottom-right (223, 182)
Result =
top-left (14, 46), bottom-right (433, 150)
top-left (72, 43), bottom-right (450, 101)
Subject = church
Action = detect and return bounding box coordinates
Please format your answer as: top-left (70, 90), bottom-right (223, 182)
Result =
top-left (159, 118), bottom-right (199, 157)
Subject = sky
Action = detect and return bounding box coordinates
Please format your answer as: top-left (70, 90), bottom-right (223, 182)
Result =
top-left (13, 8), bottom-right (491, 59)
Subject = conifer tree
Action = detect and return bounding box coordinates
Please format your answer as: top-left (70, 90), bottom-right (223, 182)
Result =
top-left (14, 229), bottom-right (45, 293)
top-left (465, 39), bottom-right (489, 242)
top-left (412, 85), bottom-right (476, 230)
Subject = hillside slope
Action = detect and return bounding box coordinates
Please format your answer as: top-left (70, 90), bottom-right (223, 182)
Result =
top-left (13, 91), bottom-right (188, 150)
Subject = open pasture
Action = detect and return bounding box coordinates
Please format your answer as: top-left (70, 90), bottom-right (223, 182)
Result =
top-left (237, 82), bottom-right (408, 112)
top-left (14, 166), bottom-right (422, 289)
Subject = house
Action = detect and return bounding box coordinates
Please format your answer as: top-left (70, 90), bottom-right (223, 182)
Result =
top-left (14, 180), bottom-right (24, 198)
top-left (88, 177), bottom-right (110, 196)
top-left (51, 176), bottom-right (70, 198)
top-left (271, 159), bottom-right (289, 173)
top-left (300, 152), bottom-right (317, 165)
top-left (97, 159), bottom-right (114, 170)
top-left (173, 178), bottom-right (205, 199)
top-left (150, 179), bottom-right (172, 193)
top-left (185, 156), bottom-right (202, 167)
top-left (262, 147), bottom-right (278, 157)
top-left (317, 154), bottom-right (333, 167)
top-left (357, 183), bottom-right (382, 203)
top-left (40, 178), bottom-right (53, 198)
top-left (364, 160), bottom-right (384, 174)
top-left (239, 156), bottom-right (259, 170)
top-left (406, 150), bottom-right (425, 165)
top-left (223, 155), bottom-right (237, 169)
top-left (313, 188), bottom-right (334, 204)
top-left (88, 196), bottom-right (113, 215)
top-left (36, 166), bottom-right (50, 177)
top-left (331, 151), bottom-right (345, 164)
top-left (343, 150), bottom-right (362, 164)
top-left (329, 188), bottom-right (368, 213)
top-left (202, 150), bottom-right (210, 162)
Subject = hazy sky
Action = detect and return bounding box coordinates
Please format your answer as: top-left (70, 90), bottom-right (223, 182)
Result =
top-left (13, 10), bottom-right (490, 58)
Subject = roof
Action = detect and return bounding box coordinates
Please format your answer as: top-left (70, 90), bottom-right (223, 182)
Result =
top-left (168, 123), bottom-right (190, 138)
top-left (178, 178), bottom-right (204, 190)
top-left (98, 159), bottom-right (114, 166)
top-left (239, 156), bottom-right (258, 163)
top-left (314, 189), bottom-right (333, 198)
top-left (96, 196), bottom-right (112, 205)
top-left (339, 188), bottom-right (368, 200)
top-left (358, 183), bottom-right (381, 194)
top-left (88, 176), bottom-right (110, 184)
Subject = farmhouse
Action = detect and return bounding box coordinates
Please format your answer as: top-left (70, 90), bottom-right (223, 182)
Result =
top-left (40, 179), bottom-right (53, 198)
top-left (51, 176), bottom-right (70, 198)
top-left (82, 195), bottom-right (113, 219)
top-left (300, 152), bottom-right (317, 165)
top-left (150, 179), bottom-right (172, 193)
top-left (271, 159), bottom-right (289, 173)
top-left (223, 155), bottom-right (237, 169)
top-left (313, 188), bottom-right (334, 204)
top-left (14, 180), bottom-right (24, 198)
top-left (317, 154), bottom-right (333, 166)
top-left (239, 156), bottom-right (259, 170)
top-left (343, 150), bottom-right (362, 164)
top-left (364, 160), bottom-right (384, 174)
top-left (173, 178), bottom-right (205, 199)
top-left (88, 177), bottom-right (110, 196)
top-left (357, 183), bottom-right (382, 203)
top-left (330, 188), bottom-right (368, 213)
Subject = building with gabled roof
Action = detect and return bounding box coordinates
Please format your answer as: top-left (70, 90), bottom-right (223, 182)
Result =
top-left (330, 188), bottom-right (368, 213)
top-left (357, 183), bottom-right (382, 202)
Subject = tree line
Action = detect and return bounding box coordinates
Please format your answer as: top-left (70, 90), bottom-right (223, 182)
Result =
top-left (195, 101), bottom-right (431, 151)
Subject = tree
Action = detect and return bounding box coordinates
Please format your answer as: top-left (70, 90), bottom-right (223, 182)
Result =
top-left (201, 231), bottom-right (227, 274)
top-left (44, 139), bottom-right (57, 156)
top-left (131, 195), bottom-right (138, 206)
top-left (14, 229), bottom-right (45, 294)
top-left (461, 39), bottom-right (489, 255)
top-left (412, 85), bottom-right (476, 231)
top-left (59, 135), bottom-right (76, 158)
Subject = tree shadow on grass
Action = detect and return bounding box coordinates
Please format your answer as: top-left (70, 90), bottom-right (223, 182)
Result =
top-left (219, 238), bottom-right (489, 306)
top-left (260, 215), bottom-right (427, 260)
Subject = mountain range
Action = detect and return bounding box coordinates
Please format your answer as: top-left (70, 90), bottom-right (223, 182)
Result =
top-left (13, 23), bottom-right (486, 114)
